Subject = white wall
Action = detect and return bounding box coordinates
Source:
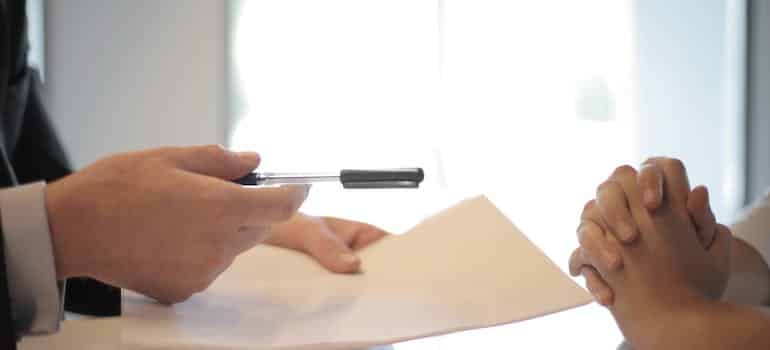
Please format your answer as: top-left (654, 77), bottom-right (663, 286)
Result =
top-left (747, 0), bottom-right (770, 203)
top-left (45, 1), bottom-right (227, 168)
top-left (632, 0), bottom-right (745, 221)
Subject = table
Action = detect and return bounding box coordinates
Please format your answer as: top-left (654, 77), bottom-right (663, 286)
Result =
top-left (20, 303), bottom-right (623, 350)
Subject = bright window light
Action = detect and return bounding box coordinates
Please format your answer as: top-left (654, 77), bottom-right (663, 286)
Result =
top-left (230, 0), bottom-right (634, 348)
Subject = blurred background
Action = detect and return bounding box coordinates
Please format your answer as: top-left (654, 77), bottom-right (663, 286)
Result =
top-left (32, 0), bottom-right (770, 348)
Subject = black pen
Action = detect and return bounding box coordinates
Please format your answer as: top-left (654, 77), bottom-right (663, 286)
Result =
top-left (232, 168), bottom-right (425, 189)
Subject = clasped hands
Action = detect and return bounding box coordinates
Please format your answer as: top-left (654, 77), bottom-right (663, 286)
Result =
top-left (568, 158), bottom-right (732, 347)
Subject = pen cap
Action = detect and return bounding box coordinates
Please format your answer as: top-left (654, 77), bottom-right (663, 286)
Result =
top-left (340, 168), bottom-right (424, 189)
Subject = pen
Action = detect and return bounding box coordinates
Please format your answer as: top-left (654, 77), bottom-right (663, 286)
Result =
top-left (232, 168), bottom-right (425, 189)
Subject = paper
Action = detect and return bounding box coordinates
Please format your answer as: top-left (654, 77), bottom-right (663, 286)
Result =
top-left (21, 196), bottom-right (591, 350)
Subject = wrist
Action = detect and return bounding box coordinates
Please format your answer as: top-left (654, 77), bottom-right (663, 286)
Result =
top-left (723, 238), bottom-right (770, 305)
top-left (45, 179), bottom-right (86, 279)
top-left (620, 293), bottom-right (716, 349)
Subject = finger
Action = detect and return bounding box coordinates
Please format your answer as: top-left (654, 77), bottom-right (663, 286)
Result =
top-left (581, 266), bottom-right (615, 306)
top-left (350, 226), bottom-right (389, 251)
top-left (304, 231), bottom-right (362, 273)
top-left (569, 247), bottom-right (588, 276)
top-left (235, 185), bottom-right (310, 225)
top-left (709, 224), bottom-right (733, 269)
top-left (580, 199), bottom-right (607, 229)
top-left (165, 144), bottom-right (260, 180)
top-left (644, 157), bottom-right (691, 208)
top-left (596, 180), bottom-right (638, 243)
top-left (577, 220), bottom-right (622, 273)
top-left (324, 217), bottom-right (390, 251)
top-left (637, 162), bottom-right (664, 211)
top-left (687, 185), bottom-right (717, 248)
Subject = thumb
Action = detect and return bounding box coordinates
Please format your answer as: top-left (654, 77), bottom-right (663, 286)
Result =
top-left (166, 144), bottom-right (260, 180)
top-left (305, 232), bottom-right (362, 274)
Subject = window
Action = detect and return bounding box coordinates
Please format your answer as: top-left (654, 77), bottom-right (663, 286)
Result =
top-left (26, 0), bottom-right (45, 77)
top-left (229, 1), bottom-right (744, 348)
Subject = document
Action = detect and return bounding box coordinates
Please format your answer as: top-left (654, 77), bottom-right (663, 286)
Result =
top-left (22, 196), bottom-right (592, 350)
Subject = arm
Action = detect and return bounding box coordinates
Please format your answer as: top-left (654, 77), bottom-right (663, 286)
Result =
top-left (723, 237), bottom-right (770, 306)
top-left (630, 299), bottom-right (770, 349)
top-left (724, 191), bottom-right (770, 306)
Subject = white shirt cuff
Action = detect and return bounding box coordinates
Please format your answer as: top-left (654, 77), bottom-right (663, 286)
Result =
top-left (731, 189), bottom-right (770, 271)
top-left (0, 182), bottom-right (61, 335)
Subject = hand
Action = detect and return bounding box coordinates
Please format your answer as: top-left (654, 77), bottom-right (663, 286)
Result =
top-left (45, 145), bottom-right (309, 304)
top-left (265, 214), bottom-right (390, 273)
top-left (575, 159), bottom-right (733, 346)
top-left (569, 158), bottom-right (720, 305)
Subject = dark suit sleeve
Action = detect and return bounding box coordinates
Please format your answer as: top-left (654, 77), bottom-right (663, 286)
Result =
top-left (9, 70), bottom-right (69, 183)
top-left (0, 1), bottom-right (20, 347)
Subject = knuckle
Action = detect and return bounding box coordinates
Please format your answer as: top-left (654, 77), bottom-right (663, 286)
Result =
top-left (605, 252), bottom-right (622, 270)
top-left (577, 222), bottom-right (602, 247)
top-left (612, 164), bottom-right (637, 178)
top-left (150, 146), bottom-right (179, 158)
top-left (663, 158), bottom-right (685, 172)
top-left (595, 182), bottom-right (610, 197)
top-left (569, 248), bottom-right (585, 273)
top-left (571, 248), bottom-right (584, 263)
top-left (595, 181), bottom-right (622, 202)
top-left (580, 200), bottom-right (603, 222)
top-left (642, 156), bottom-right (664, 167)
top-left (202, 144), bottom-right (229, 159)
top-left (151, 147), bottom-right (186, 165)
top-left (582, 199), bottom-right (597, 213)
top-left (638, 165), bottom-right (661, 187)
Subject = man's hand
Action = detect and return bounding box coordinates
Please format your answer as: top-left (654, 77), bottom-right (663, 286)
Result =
top-left (45, 145), bottom-right (309, 304)
top-left (569, 159), bottom-right (722, 305)
top-left (265, 214), bottom-right (390, 273)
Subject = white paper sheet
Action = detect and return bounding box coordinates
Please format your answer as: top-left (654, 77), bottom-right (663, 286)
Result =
top-left (21, 195), bottom-right (591, 350)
